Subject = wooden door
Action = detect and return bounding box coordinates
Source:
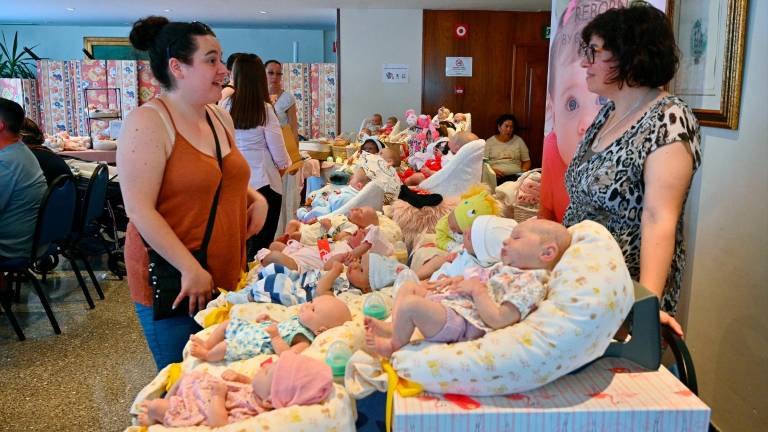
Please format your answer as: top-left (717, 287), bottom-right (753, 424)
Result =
top-left (511, 45), bottom-right (549, 169)
top-left (421, 10), bottom-right (550, 166)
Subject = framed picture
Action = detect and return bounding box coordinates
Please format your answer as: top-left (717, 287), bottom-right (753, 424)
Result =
top-left (83, 37), bottom-right (149, 61)
top-left (669, 0), bottom-right (749, 129)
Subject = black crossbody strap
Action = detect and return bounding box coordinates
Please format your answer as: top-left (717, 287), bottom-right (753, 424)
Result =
top-left (198, 109), bottom-right (224, 267)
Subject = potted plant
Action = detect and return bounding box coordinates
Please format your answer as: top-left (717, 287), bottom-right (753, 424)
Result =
top-left (0, 31), bottom-right (41, 122)
top-left (0, 31), bottom-right (37, 79)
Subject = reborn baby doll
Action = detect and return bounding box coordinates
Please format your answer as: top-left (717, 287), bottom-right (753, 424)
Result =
top-left (138, 351), bottom-right (333, 428)
top-left (190, 295), bottom-right (351, 362)
top-left (366, 219), bottom-right (571, 358)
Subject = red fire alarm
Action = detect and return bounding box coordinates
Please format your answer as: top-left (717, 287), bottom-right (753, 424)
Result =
top-left (454, 23), bottom-right (469, 39)
top-left (454, 85), bottom-right (465, 95)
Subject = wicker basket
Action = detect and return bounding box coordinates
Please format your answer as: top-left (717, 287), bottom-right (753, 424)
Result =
top-left (346, 144), bottom-right (360, 159)
top-left (300, 141), bottom-right (332, 161)
top-left (511, 168), bottom-right (542, 222)
top-left (331, 145), bottom-right (347, 161)
top-left (512, 204), bottom-right (539, 222)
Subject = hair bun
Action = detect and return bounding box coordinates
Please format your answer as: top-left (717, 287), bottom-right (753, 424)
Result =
top-left (129, 16), bottom-right (170, 51)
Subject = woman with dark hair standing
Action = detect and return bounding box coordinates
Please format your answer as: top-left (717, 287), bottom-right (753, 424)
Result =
top-left (264, 59), bottom-right (299, 139)
top-left (118, 16), bottom-right (267, 370)
top-left (561, 3), bottom-right (701, 335)
top-left (484, 113), bottom-right (531, 184)
top-left (222, 54), bottom-right (291, 257)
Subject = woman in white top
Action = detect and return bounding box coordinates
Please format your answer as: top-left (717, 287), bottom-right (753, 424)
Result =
top-left (265, 59), bottom-right (300, 140)
top-left (223, 54), bottom-right (292, 257)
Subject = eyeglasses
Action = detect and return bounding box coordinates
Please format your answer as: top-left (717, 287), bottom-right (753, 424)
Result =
top-left (579, 41), bottom-right (608, 64)
top-left (267, 71), bottom-right (284, 76)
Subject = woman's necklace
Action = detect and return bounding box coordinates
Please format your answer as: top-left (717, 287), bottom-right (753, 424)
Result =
top-left (592, 88), bottom-right (657, 151)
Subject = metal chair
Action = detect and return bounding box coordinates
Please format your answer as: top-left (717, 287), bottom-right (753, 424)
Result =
top-left (61, 163), bottom-right (109, 304)
top-left (0, 174), bottom-right (78, 339)
top-left (603, 281), bottom-right (699, 394)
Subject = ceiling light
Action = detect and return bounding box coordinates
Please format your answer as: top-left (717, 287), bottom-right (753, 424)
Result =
top-left (66, 7), bottom-right (75, 12)
top-left (163, 8), bottom-right (172, 12)
top-left (259, 11), bottom-right (268, 14)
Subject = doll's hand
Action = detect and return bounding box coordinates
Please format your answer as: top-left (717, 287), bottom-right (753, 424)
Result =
top-left (254, 313), bottom-right (272, 323)
top-left (319, 218), bottom-right (332, 231)
top-left (221, 369), bottom-right (240, 382)
top-left (445, 251), bottom-right (459, 263)
top-left (448, 278), bottom-right (485, 297)
top-left (265, 324), bottom-right (279, 338)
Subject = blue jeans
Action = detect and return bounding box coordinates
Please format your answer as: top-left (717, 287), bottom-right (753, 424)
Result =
top-left (134, 302), bottom-right (202, 371)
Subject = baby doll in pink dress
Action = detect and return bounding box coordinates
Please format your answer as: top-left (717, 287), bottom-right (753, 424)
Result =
top-left (138, 351), bottom-right (333, 428)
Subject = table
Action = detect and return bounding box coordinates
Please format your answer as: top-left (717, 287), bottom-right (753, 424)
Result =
top-left (392, 357), bottom-right (710, 432)
top-left (59, 149), bottom-right (116, 163)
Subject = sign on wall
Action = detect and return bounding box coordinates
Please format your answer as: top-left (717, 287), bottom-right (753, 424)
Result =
top-left (445, 57), bottom-right (472, 77)
top-left (382, 64), bottom-right (409, 83)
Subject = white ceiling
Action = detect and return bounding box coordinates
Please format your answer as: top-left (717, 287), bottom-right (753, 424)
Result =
top-left (1, 1), bottom-right (550, 28)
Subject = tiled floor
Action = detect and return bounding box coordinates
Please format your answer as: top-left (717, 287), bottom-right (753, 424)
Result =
top-left (0, 263), bottom-right (155, 431)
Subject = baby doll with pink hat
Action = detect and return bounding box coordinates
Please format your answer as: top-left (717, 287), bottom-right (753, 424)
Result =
top-left (138, 351), bottom-right (333, 428)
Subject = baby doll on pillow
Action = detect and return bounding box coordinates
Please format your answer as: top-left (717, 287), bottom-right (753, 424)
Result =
top-left (297, 168), bottom-right (371, 222)
top-left (138, 351), bottom-right (332, 428)
top-left (190, 294), bottom-right (351, 363)
top-left (366, 219), bottom-right (571, 358)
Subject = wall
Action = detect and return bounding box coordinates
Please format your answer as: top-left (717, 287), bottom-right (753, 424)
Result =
top-left (0, 24), bottom-right (330, 63)
top-left (323, 29), bottom-right (337, 63)
top-left (678, 1), bottom-right (768, 430)
top-left (338, 9), bottom-right (422, 134)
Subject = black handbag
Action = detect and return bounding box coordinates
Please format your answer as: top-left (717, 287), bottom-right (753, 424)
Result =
top-left (148, 110), bottom-right (223, 320)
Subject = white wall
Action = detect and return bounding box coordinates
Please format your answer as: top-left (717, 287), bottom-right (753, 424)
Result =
top-left (0, 24), bottom-right (329, 63)
top-left (678, 1), bottom-right (768, 430)
top-left (339, 9), bottom-right (422, 134)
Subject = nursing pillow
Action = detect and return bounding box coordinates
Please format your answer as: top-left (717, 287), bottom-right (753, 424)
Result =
top-left (418, 139), bottom-right (485, 199)
top-left (390, 220), bottom-right (634, 395)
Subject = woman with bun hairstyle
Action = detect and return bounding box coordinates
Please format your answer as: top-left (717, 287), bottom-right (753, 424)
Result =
top-left (118, 16), bottom-right (267, 369)
top-left (222, 54), bottom-right (291, 258)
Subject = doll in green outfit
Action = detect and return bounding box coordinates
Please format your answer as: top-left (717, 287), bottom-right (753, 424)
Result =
top-left (190, 293), bottom-right (352, 362)
top-left (435, 186), bottom-right (501, 252)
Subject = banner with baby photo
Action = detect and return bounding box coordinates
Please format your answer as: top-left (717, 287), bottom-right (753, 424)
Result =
top-left (541, 0), bottom-right (667, 222)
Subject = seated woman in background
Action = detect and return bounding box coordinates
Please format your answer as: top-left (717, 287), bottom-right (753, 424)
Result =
top-left (19, 117), bottom-right (72, 184)
top-left (484, 114), bottom-right (531, 185)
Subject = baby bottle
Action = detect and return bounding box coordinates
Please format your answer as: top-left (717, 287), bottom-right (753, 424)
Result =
top-left (325, 340), bottom-right (353, 382)
top-left (392, 268), bottom-right (420, 299)
top-left (393, 240), bottom-right (408, 264)
top-left (363, 292), bottom-right (390, 320)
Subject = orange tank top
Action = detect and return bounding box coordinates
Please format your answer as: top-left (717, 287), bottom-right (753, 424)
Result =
top-left (125, 100), bottom-right (250, 306)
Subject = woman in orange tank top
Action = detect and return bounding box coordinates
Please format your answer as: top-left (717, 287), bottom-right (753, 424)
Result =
top-left (118, 17), bottom-right (267, 370)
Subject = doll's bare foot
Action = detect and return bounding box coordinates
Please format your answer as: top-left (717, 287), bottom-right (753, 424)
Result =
top-left (364, 316), bottom-right (392, 337)
top-left (138, 400), bottom-right (167, 426)
top-left (365, 325), bottom-right (396, 358)
top-left (189, 335), bottom-right (210, 360)
top-left (137, 401), bottom-right (153, 426)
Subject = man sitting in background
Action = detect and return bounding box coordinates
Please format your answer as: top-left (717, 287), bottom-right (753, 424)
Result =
top-left (0, 98), bottom-right (47, 261)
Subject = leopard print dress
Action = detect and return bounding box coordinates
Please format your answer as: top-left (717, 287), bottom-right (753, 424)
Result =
top-left (563, 95), bottom-right (701, 314)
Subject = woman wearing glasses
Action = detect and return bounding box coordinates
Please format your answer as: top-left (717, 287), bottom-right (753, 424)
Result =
top-left (561, 3), bottom-right (701, 336)
top-left (265, 60), bottom-right (300, 140)
top-left (119, 17), bottom-right (266, 369)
